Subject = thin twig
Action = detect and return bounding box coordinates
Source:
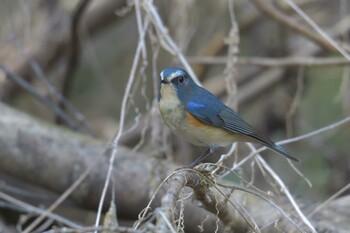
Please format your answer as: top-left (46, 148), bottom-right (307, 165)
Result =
top-left (224, 0), bottom-right (239, 110)
top-left (251, 0), bottom-right (346, 53)
top-left (157, 210), bottom-right (177, 233)
top-left (189, 172), bottom-right (259, 232)
top-left (58, 0), bottom-right (93, 125)
top-left (286, 66), bottom-right (305, 137)
top-left (135, 0), bottom-right (147, 58)
top-left (1, 0), bottom-right (129, 101)
top-left (134, 170), bottom-right (181, 230)
top-left (0, 191), bottom-right (82, 229)
top-left (254, 154), bottom-right (316, 233)
top-left (155, 171), bottom-right (187, 232)
top-left (142, 0), bottom-right (200, 85)
top-left (282, 0), bottom-right (350, 61)
top-left (278, 115), bottom-right (350, 146)
top-left (230, 115), bottom-right (350, 170)
top-left (22, 153), bottom-right (103, 233)
top-left (308, 183), bottom-right (350, 217)
top-left (11, 35), bottom-right (95, 136)
top-left (43, 225), bottom-right (139, 233)
top-left (187, 56), bottom-right (350, 67)
top-left (212, 164), bottom-right (305, 232)
top-left (64, 0), bottom-right (93, 80)
top-left (285, 67), bottom-right (312, 188)
top-left (94, 15), bottom-right (150, 231)
top-left (0, 63), bottom-right (81, 132)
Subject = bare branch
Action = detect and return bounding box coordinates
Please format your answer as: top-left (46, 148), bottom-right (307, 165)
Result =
top-left (255, 155), bottom-right (316, 233)
top-left (282, 0), bottom-right (350, 61)
top-left (0, 63), bottom-right (81, 132)
top-left (0, 0), bottom-right (128, 101)
top-left (251, 0), bottom-right (347, 53)
top-left (94, 15), bottom-right (150, 230)
top-left (224, 0), bottom-right (239, 110)
top-left (0, 191), bottom-right (81, 229)
top-left (188, 56), bottom-right (350, 67)
top-left (142, 0), bottom-right (200, 85)
top-left (57, 0), bottom-right (93, 125)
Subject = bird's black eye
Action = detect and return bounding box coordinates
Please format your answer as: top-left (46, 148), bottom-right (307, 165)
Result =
top-left (178, 76), bottom-right (184, 84)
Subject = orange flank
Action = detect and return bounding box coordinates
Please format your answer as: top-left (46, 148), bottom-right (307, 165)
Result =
top-left (185, 111), bottom-right (204, 127)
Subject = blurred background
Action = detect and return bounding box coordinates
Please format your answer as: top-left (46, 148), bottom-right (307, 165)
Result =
top-left (0, 0), bottom-right (349, 231)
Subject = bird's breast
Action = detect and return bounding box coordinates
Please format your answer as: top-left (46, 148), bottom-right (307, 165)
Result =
top-left (158, 84), bottom-right (184, 132)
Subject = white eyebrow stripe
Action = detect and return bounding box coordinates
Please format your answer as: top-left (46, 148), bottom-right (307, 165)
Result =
top-left (166, 70), bottom-right (183, 81)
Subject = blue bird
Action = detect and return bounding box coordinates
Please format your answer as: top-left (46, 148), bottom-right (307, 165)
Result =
top-left (158, 67), bottom-right (299, 167)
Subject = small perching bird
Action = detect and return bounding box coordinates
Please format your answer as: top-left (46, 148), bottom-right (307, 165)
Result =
top-left (158, 67), bottom-right (299, 167)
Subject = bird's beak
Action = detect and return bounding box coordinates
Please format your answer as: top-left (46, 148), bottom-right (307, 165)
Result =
top-left (161, 79), bottom-right (169, 84)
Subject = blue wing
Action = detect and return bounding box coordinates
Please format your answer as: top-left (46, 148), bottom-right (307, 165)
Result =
top-left (185, 95), bottom-right (268, 140)
top-left (185, 89), bottom-right (299, 162)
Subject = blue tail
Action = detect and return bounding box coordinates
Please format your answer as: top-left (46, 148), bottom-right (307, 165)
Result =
top-left (269, 144), bottom-right (300, 162)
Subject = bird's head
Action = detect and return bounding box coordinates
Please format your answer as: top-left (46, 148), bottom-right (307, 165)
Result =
top-left (159, 67), bottom-right (194, 102)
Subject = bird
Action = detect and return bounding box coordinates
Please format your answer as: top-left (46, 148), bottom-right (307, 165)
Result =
top-left (158, 67), bottom-right (299, 167)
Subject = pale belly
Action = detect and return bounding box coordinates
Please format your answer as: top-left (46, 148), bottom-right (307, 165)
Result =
top-left (178, 119), bottom-right (241, 147)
